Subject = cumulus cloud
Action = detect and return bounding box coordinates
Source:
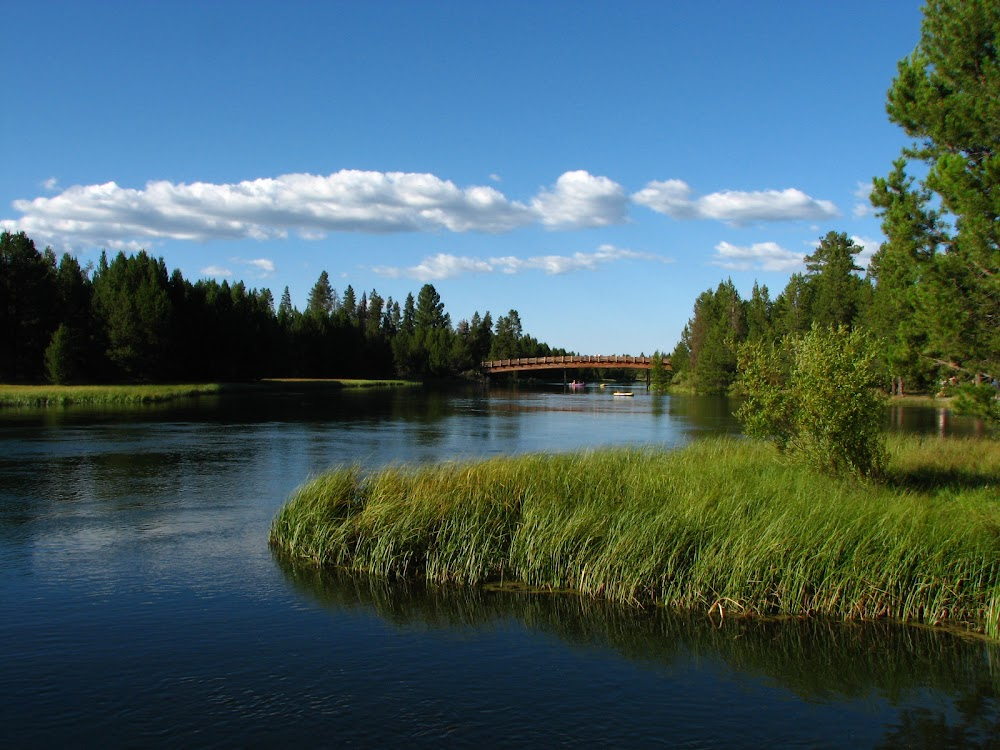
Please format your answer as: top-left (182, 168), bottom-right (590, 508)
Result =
top-left (0, 171), bottom-right (540, 249)
top-left (246, 258), bottom-right (275, 274)
top-left (1, 169), bottom-right (636, 250)
top-left (712, 241), bottom-right (805, 272)
top-left (633, 180), bottom-right (839, 225)
top-left (853, 181), bottom-right (874, 218)
top-left (200, 257), bottom-right (274, 280)
top-left (372, 244), bottom-right (670, 281)
top-left (201, 265), bottom-right (234, 277)
top-left (531, 171), bottom-right (629, 229)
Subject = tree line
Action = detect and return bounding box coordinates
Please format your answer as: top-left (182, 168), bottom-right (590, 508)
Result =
top-left (0, 231), bottom-right (566, 384)
top-left (668, 0), bottom-right (1000, 399)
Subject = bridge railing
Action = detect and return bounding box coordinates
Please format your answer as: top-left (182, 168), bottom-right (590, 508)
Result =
top-left (481, 355), bottom-right (670, 370)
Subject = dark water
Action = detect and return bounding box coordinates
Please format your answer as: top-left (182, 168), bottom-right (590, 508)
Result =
top-left (1, 386), bottom-right (997, 748)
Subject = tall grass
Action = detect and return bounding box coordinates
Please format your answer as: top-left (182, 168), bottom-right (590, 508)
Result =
top-left (0, 378), bottom-right (416, 408)
top-left (0, 383), bottom-right (224, 407)
top-left (271, 434), bottom-right (1000, 639)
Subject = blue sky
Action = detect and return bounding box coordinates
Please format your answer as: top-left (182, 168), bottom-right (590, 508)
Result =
top-left (3, 1), bottom-right (924, 355)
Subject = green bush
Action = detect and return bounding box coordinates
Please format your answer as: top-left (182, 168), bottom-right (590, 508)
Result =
top-left (737, 325), bottom-right (887, 479)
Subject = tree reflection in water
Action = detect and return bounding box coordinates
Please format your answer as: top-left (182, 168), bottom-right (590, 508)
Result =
top-left (276, 554), bottom-right (1000, 747)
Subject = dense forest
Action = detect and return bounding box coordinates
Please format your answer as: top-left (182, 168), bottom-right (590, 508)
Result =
top-left (669, 0), bottom-right (1000, 398)
top-left (0, 230), bottom-right (567, 384)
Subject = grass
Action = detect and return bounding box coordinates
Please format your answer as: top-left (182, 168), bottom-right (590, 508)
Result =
top-left (0, 383), bottom-right (225, 407)
top-left (270, 434), bottom-right (1000, 639)
top-left (0, 378), bottom-right (417, 408)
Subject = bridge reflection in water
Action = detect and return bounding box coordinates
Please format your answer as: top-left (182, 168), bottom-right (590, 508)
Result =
top-left (481, 355), bottom-right (671, 387)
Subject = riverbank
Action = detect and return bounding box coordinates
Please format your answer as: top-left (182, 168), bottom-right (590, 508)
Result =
top-left (270, 434), bottom-right (1000, 639)
top-left (0, 378), bottom-right (417, 408)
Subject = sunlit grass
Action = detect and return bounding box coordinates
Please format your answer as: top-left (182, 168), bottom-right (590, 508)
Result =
top-left (0, 383), bottom-right (224, 407)
top-left (0, 378), bottom-right (418, 408)
top-left (271, 434), bottom-right (1000, 639)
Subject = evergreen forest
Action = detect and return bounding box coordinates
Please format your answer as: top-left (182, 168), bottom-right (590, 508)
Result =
top-left (0, 232), bottom-right (567, 384)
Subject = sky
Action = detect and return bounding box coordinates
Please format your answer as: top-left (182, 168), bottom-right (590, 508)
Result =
top-left (2, 1), bottom-right (926, 355)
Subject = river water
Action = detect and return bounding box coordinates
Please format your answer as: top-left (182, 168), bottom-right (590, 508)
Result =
top-left (1, 386), bottom-right (997, 748)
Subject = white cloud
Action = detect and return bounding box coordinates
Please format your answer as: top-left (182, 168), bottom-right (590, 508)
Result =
top-left (42, 177), bottom-right (60, 192)
top-left (373, 254), bottom-right (495, 282)
top-left (531, 171), bottom-right (629, 228)
top-left (712, 241), bottom-right (804, 272)
top-left (2, 169), bottom-right (631, 250)
top-left (0, 170), bottom-right (542, 249)
top-left (201, 265), bottom-right (233, 277)
top-left (633, 180), bottom-right (840, 225)
top-left (372, 244), bottom-right (670, 281)
top-left (248, 258), bottom-right (274, 272)
top-left (852, 181), bottom-right (874, 218)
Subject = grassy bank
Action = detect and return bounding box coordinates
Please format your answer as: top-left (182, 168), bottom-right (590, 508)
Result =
top-left (270, 435), bottom-right (1000, 639)
top-left (0, 383), bottom-right (226, 407)
top-left (0, 378), bottom-right (416, 408)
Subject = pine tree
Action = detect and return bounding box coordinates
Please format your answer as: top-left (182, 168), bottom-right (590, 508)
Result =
top-left (803, 231), bottom-right (866, 330)
top-left (883, 0), bottom-right (1000, 376)
top-left (306, 271), bottom-right (334, 318)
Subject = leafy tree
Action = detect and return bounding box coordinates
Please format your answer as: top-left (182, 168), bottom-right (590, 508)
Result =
top-left (737, 325), bottom-right (887, 479)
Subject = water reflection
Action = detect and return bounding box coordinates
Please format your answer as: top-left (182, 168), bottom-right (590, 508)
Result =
top-left (277, 557), bottom-right (1000, 747)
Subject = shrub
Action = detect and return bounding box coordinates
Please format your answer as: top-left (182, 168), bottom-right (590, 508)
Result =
top-left (737, 325), bottom-right (887, 479)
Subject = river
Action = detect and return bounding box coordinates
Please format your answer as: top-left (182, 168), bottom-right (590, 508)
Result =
top-left (1, 386), bottom-right (997, 748)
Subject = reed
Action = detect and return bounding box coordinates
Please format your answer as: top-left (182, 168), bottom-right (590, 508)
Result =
top-left (270, 434), bottom-right (1000, 639)
top-left (0, 383), bottom-right (224, 407)
top-left (0, 378), bottom-right (417, 408)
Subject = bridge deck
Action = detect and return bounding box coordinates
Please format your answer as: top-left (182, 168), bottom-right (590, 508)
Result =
top-left (481, 355), bottom-right (670, 374)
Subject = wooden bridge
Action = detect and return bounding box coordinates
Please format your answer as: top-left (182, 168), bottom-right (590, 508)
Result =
top-left (481, 355), bottom-right (670, 385)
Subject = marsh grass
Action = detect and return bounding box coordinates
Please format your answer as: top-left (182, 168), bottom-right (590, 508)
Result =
top-left (0, 378), bottom-right (416, 408)
top-left (271, 434), bottom-right (1000, 639)
top-left (0, 383), bottom-right (225, 407)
